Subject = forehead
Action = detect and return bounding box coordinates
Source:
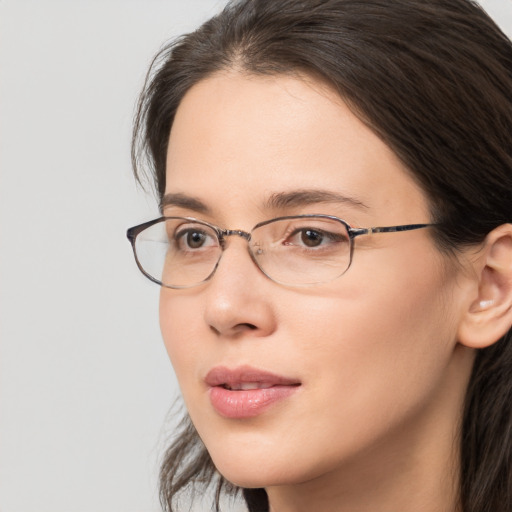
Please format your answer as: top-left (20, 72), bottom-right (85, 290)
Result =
top-left (164, 71), bottom-right (429, 224)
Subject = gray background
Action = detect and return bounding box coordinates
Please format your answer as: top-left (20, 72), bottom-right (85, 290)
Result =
top-left (1, 1), bottom-right (511, 511)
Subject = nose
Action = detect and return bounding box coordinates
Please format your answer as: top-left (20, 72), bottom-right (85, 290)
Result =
top-left (203, 236), bottom-right (277, 338)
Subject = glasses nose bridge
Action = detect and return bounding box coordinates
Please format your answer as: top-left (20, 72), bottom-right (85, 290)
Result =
top-left (214, 228), bottom-right (259, 278)
top-left (216, 228), bottom-right (256, 268)
top-left (221, 229), bottom-right (252, 243)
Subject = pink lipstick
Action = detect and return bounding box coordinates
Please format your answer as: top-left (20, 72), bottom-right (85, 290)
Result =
top-left (205, 366), bottom-right (301, 419)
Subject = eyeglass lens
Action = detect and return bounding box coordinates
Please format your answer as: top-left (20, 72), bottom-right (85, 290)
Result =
top-left (134, 216), bottom-right (352, 287)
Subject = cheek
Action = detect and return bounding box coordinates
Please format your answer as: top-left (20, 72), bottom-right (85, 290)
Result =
top-left (159, 291), bottom-right (203, 389)
top-left (286, 249), bottom-right (458, 444)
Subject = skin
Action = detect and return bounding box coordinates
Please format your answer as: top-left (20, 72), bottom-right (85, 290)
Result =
top-left (160, 71), bottom-right (478, 512)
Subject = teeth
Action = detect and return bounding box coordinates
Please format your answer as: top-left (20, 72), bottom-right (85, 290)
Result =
top-left (225, 382), bottom-right (273, 391)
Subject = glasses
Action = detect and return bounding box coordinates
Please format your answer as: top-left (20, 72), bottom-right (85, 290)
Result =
top-left (126, 215), bottom-right (433, 288)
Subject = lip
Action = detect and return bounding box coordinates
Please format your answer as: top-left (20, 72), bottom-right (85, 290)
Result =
top-left (205, 365), bottom-right (301, 419)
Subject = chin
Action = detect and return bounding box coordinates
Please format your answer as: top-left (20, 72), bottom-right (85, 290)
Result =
top-left (215, 463), bottom-right (298, 489)
top-left (206, 442), bottom-right (325, 490)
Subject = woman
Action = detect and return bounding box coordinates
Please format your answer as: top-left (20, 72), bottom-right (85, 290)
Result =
top-left (127, 0), bottom-right (512, 511)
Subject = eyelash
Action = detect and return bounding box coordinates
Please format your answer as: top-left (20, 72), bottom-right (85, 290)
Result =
top-left (282, 226), bottom-right (348, 249)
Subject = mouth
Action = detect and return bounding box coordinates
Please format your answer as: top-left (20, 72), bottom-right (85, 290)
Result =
top-left (221, 382), bottom-right (277, 391)
top-left (205, 365), bottom-right (301, 390)
top-left (205, 365), bottom-right (301, 418)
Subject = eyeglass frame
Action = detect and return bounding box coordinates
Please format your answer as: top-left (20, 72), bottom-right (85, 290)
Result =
top-left (126, 214), bottom-right (433, 288)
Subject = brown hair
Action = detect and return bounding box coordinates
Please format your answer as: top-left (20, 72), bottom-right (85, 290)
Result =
top-left (132, 1), bottom-right (512, 511)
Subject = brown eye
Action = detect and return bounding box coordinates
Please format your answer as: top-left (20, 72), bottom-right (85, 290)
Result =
top-left (301, 229), bottom-right (324, 247)
top-left (175, 227), bottom-right (217, 250)
top-left (186, 231), bottom-right (207, 249)
top-left (282, 224), bottom-right (348, 250)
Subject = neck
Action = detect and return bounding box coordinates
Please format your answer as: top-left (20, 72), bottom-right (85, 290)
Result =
top-left (266, 345), bottom-right (473, 512)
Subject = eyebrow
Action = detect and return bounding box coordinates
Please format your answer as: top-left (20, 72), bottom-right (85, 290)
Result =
top-left (160, 189), bottom-right (369, 215)
top-left (265, 189), bottom-right (369, 211)
top-left (160, 193), bottom-right (210, 214)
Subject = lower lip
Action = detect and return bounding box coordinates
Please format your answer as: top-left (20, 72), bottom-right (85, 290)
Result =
top-left (208, 385), bottom-right (299, 419)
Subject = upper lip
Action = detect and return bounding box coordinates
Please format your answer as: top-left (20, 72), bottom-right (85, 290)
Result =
top-left (205, 365), bottom-right (301, 390)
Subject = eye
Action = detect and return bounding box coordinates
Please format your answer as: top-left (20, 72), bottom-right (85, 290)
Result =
top-left (299, 229), bottom-right (324, 247)
top-left (184, 230), bottom-right (208, 249)
top-left (284, 226), bottom-right (348, 249)
top-left (174, 226), bottom-right (218, 250)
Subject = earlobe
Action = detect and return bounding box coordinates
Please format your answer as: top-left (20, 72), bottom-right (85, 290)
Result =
top-left (458, 224), bottom-right (512, 349)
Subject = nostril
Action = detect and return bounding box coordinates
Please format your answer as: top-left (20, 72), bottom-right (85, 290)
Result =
top-left (209, 323), bottom-right (257, 336)
top-left (233, 322), bottom-right (258, 333)
top-left (239, 323), bottom-right (257, 330)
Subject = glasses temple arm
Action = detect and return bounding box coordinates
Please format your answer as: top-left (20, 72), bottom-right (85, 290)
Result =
top-left (349, 223), bottom-right (433, 238)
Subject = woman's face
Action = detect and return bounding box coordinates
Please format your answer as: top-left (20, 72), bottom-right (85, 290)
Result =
top-left (160, 72), bottom-right (472, 489)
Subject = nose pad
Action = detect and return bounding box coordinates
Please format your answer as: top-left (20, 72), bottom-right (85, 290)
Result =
top-left (207, 235), bottom-right (259, 285)
top-left (211, 230), bottom-right (259, 280)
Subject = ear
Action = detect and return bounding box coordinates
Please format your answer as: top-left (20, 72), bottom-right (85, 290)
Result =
top-left (458, 224), bottom-right (512, 349)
